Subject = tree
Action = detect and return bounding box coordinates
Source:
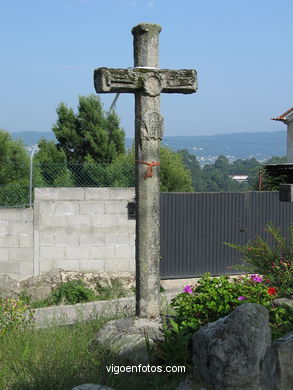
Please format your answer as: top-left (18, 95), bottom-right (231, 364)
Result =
top-left (0, 129), bottom-right (31, 206)
top-left (52, 95), bottom-right (125, 163)
top-left (35, 139), bottom-right (74, 186)
top-left (109, 146), bottom-right (193, 192)
top-left (202, 157), bottom-right (249, 192)
top-left (265, 156), bottom-right (286, 164)
top-left (0, 129), bottom-right (29, 185)
top-left (178, 149), bottom-right (205, 191)
top-left (214, 155), bottom-right (230, 172)
top-left (106, 148), bottom-right (135, 187)
top-left (35, 139), bottom-right (68, 164)
top-left (160, 147), bottom-right (193, 192)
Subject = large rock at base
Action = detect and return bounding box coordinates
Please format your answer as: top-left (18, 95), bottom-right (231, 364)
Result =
top-left (95, 316), bottom-right (163, 363)
top-left (0, 274), bottom-right (20, 298)
top-left (261, 332), bottom-right (293, 390)
top-left (273, 298), bottom-right (293, 312)
top-left (192, 303), bottom-right (271, 390)
top-left (72, 385), bottom-right (115, 390)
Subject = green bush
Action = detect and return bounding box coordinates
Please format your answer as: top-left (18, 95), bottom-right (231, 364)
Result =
top-left (21, 279), bottom-right (130, 309)
top-left (49, 279), bottom-right (97, 305)
top-left (0, 297), bottom-right (34, 336)
top-left (225, 223), bottom-right (293, 298)
top-left (170, 273), bottom-right (292, 341)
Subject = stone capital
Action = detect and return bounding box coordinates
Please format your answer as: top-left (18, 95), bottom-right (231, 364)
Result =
top-left (131, 23), bottom-right (162, 37)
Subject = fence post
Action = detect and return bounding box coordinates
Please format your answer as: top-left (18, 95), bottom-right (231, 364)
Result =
top-left (29, 145), bottom-right (37, 207)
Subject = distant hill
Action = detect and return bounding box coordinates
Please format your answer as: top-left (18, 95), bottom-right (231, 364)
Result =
top-left (161, 131), bottom-right (286, 164)
top-left (10, 130), bottom-right (286, 164)
top-left (10, 131), bottom-right (56, 145)
top-left (125, 131), bottom-right (286, 164)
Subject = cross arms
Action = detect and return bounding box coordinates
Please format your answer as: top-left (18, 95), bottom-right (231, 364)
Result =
top-left (94, 67), bottom-right (197, 96)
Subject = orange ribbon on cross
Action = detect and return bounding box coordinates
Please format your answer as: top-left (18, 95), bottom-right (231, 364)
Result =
top-left (136, 160), bottom-right (161, 179)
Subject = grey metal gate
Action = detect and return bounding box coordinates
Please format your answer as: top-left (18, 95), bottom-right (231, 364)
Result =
top-left (160, 192), bottom-right (293, 278)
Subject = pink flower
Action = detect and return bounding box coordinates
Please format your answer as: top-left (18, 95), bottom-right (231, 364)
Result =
top-left (183, 285), bottom-right (193, 294)
top-left (250, 274), bottom-right (262, 283)
top-left (237, 296), bottom-right (246, 301)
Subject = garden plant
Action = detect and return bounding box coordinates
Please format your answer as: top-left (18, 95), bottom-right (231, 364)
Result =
top-left (154, 224), bottom-right (293, 366)
top-left (154, 271), bottom-right (292, 367)
top-left (225, 222), bottom-right (293, 298)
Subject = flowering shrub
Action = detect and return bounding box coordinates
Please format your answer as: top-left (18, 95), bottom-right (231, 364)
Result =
top-left (250, 274), bottom-right (263, 283)
top-left (172, 273), bottom-right (273, 329)
top-left (0, 297), bottom-right (34, 336)
top-left (171, 273), bottom-right (292, 340)
top-left (183, 285), bottom-right (193, 294)
top-left (268, 287), bottom-right (277, 296)
top-left (225, 223), bottom-right (293, 298)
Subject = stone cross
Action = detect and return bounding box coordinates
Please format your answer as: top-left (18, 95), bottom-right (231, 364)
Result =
top-left (94, 23), bottom-right (197, 318)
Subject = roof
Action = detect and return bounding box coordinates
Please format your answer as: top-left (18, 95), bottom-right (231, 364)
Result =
top-left (229, 175), bottom-right (248, 179)
top-left (271, 107), bottom-right (293, 122)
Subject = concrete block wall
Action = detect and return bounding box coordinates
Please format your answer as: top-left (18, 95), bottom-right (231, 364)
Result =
top-left (0, 208), bottom-right (34, 280)
top-left (34, 187), bottom-right (136, 276)
top-left (0, 188), bottom-right (136, 280)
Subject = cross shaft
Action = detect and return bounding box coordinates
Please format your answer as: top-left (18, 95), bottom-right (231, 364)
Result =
top-left (94, 23), bottom-right (197, 318)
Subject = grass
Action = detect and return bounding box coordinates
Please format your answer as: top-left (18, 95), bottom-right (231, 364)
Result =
top-left (19, 280), bottom-right (132, 309)
top-left (22, 281), bottom-right (166, 309)
top-left (0, 316), bottom-right (187, 390)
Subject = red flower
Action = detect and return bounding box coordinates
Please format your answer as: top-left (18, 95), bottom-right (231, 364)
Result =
top-left (268, 287), bottom-right (277, 296)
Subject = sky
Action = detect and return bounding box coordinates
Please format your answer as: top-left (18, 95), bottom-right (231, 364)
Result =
top-left (0, 0), bottom-right (292, 138)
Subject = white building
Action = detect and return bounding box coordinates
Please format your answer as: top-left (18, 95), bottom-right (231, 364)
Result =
top-left (272, 107), bottom-right (293, 163)
top-left (229, 175), bottom-right (248, 183)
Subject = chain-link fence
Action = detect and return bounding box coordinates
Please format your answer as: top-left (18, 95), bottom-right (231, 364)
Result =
top-left (0, 162), bottom-right (135, 208)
